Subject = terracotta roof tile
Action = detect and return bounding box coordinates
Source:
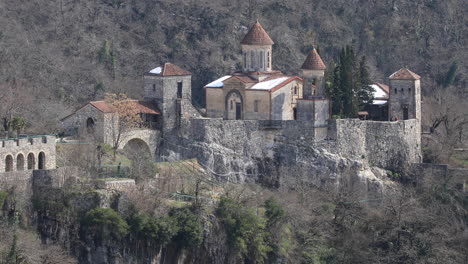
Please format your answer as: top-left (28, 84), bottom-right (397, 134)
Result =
top-left (241, 21), bottom-right (274, 45)
top-left (147, 63), bottom-right (191, 76)
top-left (301, 48), bottom-right (326, 70)
top-left (389, 68), bottom-right (421, 80)
top-left (90, 100), bottom-right (160, 115)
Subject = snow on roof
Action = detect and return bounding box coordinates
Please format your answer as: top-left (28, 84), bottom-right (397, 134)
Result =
top-left (205, 75), bottom-right (231, 88)
top-left (250, 77), bottom-right (290, 90)
top-left (370, 84), bottom-right (389, 99)
top-left (149, 67), bottom-right (162, 74)
top-left (373, 100), bottom-right (388, 105)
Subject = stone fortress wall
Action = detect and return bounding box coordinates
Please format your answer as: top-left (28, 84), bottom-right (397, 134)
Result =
top-left (328, 119), bottom-right (422, 170)
top-left (164, 117), bottom-right (421, 174)
top-left (0, 135), bottom-right (56, 173)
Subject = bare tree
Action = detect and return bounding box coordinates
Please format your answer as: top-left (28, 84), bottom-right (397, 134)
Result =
top-left (104, 93), bottom-right (142, 154)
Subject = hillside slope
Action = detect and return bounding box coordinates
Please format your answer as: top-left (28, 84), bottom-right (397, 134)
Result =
top-left (0, 0), bottom-right (466, 131)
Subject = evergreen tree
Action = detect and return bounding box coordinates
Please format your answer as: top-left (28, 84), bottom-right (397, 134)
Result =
top-left (444, 61), bottom-right (458, 87)
top-left (327, 46), bottom-right (373, 117)
top-left (356, 56), bottom-right (374, 109)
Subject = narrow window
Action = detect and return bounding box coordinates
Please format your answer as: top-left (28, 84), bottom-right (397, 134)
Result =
top-left (408, 88), bottom-right (411, 93)
top-left (267, 51), bottom-right (270, 68)
top-left (251, 51), bottom-right (255, 70)
top-left (153, 84), bottom-right (156, 91)
top-left (260, 51), bottom-right (264, 69)
top-left (395, 88), bottom-right (398, 94)
top-left (230, 100), bottom-right (233, 110)
top-left (294, 86), bottom-right (298, 95)
top-left (401, 88), bottom-right (404, 94)
top-left (177, 82), bottom-right (183, 98)
top-left (254, 100), bottom-right (260, 112)
top-left (243, 52), bottom-right (247, 69)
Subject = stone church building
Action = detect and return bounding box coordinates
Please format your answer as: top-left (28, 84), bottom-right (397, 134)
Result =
top-left (204, 20), bottom-right (329, 125)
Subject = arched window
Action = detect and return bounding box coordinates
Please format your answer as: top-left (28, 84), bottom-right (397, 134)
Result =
top-left (17, 154), bottom-right (24, 171)
top-left (38, 152), bottom-right (46, 170)
top-left (395, 88), bottom-right (398, 94)
top-left (86, 117), bottom-right (95, 133)
top-left (400, 88), bottom-right (404, 94)
top-left (293, 86), bottom-right (298, 95)
top-left (27, 153), bottom-right (35, 170)
top-left (243, 52), bottom-right (247, 69)
top-left (408, 88), bottom-right (411, 93)
top-left (250, 51), bottom-right (255, 70)
top-left (267, 51), bottom-right (270, 68)
top-left (260, 50), bottom-right (264, 69)
top-left (5, 155), bottom-right (13, 172)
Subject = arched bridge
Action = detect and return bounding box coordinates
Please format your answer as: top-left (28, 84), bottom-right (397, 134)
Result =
top-left (118, 130), bottom-right (160, 160)
top-left (0, 135), bottom-right (56, 173)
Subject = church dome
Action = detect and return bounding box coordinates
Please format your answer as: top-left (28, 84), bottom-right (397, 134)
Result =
top-left (301, 48), bottom-right (326, 70)
top-left (241, 21), bottom-right (274, 46)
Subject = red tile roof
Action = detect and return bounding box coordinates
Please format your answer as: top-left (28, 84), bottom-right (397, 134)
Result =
top-left (147, 63), bottom-right (191, 76)
top-left (90, 100), bottom-right (160, 115)
top-left (241, 21), bottom-right (274, 45)
top-left (301, 48), bottom-right (326, 70)
top-left (389, 68), bottom-right (421, 80)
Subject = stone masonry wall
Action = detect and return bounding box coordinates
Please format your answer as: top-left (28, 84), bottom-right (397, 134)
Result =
top-left (0, 135), bottom-right (56, 173)
top-left (160, 118), bottom-right (396, 197)
top-left (409, 163), bottom-right (468, 193)
top-left (61, 104), bottom-right (106, 142)
top-left (328, 119), bottom-right (421, 170)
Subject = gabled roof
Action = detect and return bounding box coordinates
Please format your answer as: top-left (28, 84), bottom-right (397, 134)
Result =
top-left (369, 83), bottom-right (389, 100)
top-left (241, 20), bottom-right (274, 45)
top-left (389, 68), bottom-right (421, 80)
top-left (204, 73), bottom-right (301, 92)
top-left (301, 48), bottom-right (326, 70)
top-left (62, 100), bottom-right (160, 121)
top-left (90, 100), bottom-right (160, 115)
top-left (374, 82), bottom-right (390, 94)
top-left (147, 63), bottom-right (191, 76)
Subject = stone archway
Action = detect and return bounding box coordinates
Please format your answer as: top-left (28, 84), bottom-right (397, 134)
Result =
top-left (123, 138), bottom-right (152, 159)
top-left (225, 90), bottom-right (243, 120)
top-left (5, 155), bottom-right (13, 172)
top-left (38, 152), bottom-right (46, 170)
top-left (16, 154), bottom-right (25, 171)
top-left (27, 153), bottom-right (35, 170)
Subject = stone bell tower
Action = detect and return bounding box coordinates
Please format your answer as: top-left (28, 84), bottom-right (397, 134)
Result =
top-left (296, 48), bottom-right (330, 129)
top-left (241, 20), bottom-right (274, 73)
top-left (388, 68), bottom-right (421, 122)
top-left (301, 48), bottom-right (326, 98)
top-left (143, 62), bottom-right (192, 132)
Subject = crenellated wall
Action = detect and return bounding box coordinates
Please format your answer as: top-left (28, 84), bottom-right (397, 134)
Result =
top-left (0, 135), bottom-right (56, 173)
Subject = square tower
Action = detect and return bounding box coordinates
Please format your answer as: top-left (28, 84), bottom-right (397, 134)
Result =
top-left (144, 63), bottom-right (192, 132)
top-left (388, 68), bottom-right (421, 122)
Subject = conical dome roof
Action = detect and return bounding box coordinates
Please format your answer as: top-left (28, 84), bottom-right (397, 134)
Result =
top-left (241, 21), bottom-right (274, 45)
top-left (301, 48), bottom-right (326, 70)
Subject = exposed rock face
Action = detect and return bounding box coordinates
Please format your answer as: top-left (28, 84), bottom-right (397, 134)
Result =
top-left (160, 119), bottom-right (398, 196)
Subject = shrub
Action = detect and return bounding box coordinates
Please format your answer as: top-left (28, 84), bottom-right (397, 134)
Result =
top-left (129, 213), bottom-right (178, 246)
top-left (216, 197), bottom-right (271, 263)
top-left (264, 197), bottom-right (285, 227)
top-left (172, 208), bottom-right (203, 248)
top-left (82, 208), bottom-right (129, 240)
